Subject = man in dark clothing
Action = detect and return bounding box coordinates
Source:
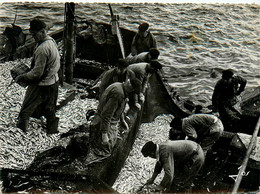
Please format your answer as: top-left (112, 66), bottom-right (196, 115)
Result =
top-left (141, 140), bottom-right (205, 192)
top-left (98, 58), bottom-right (135, 99)
top-left (15, 18), bottom-right (60, 135)
top-left (90, 78), bottom-right (142, 158)
top-left (131, 22), bottom-right (157, 56)
top-left (212, 69), bottom-right (247, 129)
top-left (169, 114), bottom-right (224, 156)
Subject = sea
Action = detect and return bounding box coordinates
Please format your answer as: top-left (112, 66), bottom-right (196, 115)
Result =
top-left (0, 2), bottom-right (259, 107)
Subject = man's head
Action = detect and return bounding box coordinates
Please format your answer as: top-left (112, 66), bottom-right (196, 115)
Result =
top-left (138, 22), bottom-right (149, 38)
top-left (29, 19), bottom-right (47, 42)
top-left (148, 48), bottom-right (160, 60)
top-left (222, 69), bottom-right (234, 80)
top-left (170, 117), bottom-right (182, 130)
top-left (141, 141), bottom-right (156, 158)
top-left (146, 60), bottom-right (162, 74)
top-left (116, 58), bottom-right (128, 75)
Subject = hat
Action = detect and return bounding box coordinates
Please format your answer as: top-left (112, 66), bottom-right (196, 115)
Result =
top-left (170, 117), bottom-right (182, 128)
top-left (130, 78), bottom-right (142, 94)
top-left (150, 60), bottom-right (162, 70)
top-left (117, 58), bottom-right (128, 68)
top-left (222, 69), bottom-right (234, 79)
top-left (141, 141), bottom-right (156, 157)
top-left (149, 48), bottom-right (160, 59)
top-left (29, 19), bottom-right (46, 32)
top-left (138, 22), bottom-right (149, 32)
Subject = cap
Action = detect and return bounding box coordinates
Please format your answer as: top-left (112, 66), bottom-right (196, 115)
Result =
top-left (150, 60), bottom-right (162, 70)
top-left (141, 141), bottom-right (156, 157)
top-left (138, 22), bottom-right (149, 32)
top-left (29, 19), bottom-right (46, 32)
top-left (170, 117), bottom-right (182, 128)
top-left (149, 48), bottom-right (160, 59)
top-left (222, 69), bottom-right (234, 79)
top-left (117, 58), bottom-right (128, 68)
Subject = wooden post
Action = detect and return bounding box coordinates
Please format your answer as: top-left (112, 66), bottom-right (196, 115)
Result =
top-left (64, 2), bottom-right (75, 84)
top-left (231, 116), bottom-right (260, 194)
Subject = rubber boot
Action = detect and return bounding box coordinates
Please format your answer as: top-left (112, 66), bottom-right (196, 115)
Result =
top-left (17, 119), bottom-right (29, 133)
top-left (46, 117), bottom-right (59, 135)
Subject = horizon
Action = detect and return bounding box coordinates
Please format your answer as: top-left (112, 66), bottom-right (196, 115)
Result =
top-left (0, 0), bottom-right (259, 4)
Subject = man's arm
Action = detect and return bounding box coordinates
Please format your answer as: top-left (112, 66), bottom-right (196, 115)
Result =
top-left (159, 152), bottom-right (175, 190)
top-left (145, 161), bottom-right (163, 185)
top-left (131, 34), bottom-right (138, 56)
top-left (99, 70), bottom-right (113, 99)
top-left (151, 33), bottom-right (157, 49)
top-left (22, 49), bottom-right (47, 82)
top-left (236, 76), bottom-right (247, 95)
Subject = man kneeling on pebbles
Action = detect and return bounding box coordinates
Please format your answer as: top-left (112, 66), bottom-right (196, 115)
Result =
top-left (141, 140), bottom-right (205, 192)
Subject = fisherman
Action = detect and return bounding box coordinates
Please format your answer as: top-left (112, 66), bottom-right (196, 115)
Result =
top-left (126, 60), bottom-right (162, 122)
top-left (125, 48), bottom-right (160, 65)
top-left (169, 114), bottom-right (224, 156)
top-left (212, 69), bottom-right (247, 129)
top-left (98, 58), bottom-right (135, 99)
top-left (131, 22), bottom-right (157, 56)
top-left (141, 140), bottom-right (205, 192)
top-left (15, 18), bottom-right (60, 134)
top-left (90, 78), bottom-right (142, 157)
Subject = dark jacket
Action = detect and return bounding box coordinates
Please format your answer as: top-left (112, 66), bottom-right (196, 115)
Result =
top-left (131, 32), bottom-right (157, 55)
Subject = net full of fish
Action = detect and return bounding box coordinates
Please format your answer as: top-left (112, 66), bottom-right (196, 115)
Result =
top-left (0, 58), bottom-right (98, 171)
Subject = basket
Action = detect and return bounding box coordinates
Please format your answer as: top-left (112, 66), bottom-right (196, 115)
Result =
top-left (10, 63), bottom-right (30, 87)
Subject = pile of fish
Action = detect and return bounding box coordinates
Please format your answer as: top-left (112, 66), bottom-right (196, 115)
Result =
top-left (0, 58), bottom-right (174, 193)
top-left (0, 58), bottom-right (98, 171)
top-left (113, 114), bottom-right (173, 193)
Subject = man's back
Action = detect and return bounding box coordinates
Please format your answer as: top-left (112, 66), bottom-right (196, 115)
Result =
top-left (159, 140), bottom-right (200, 165)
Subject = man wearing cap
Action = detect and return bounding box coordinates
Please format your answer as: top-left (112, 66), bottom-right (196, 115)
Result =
top-left (212, 69), bottom-right (247, 129)
top-left (169, 114), bottom-right (224, 156)
top-left (98, 58), bottom-right (135, 99)
top-left (90, 78), bottom-right (142, 157)
top-left (131, 22), bottom-right (157, 56)
top-left (141, 140), bottom-right (205, 192)
top-left (126, 48), bottom-right (160, 65)
top-left (15, 18), bottom-right (60, 134)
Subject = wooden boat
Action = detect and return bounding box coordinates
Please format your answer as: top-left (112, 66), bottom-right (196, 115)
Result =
top-left (1, 15), bottom-right (259, 193)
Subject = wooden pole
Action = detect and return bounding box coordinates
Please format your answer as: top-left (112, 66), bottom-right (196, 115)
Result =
top-left (231, 116), bottom-right (260, 194)
top-left (64, 2), bottom-right (75, 84)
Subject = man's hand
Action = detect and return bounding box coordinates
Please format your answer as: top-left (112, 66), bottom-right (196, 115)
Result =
top-left (153, 184), bottom-right (164, 192)
top-left (135, 103), bottom-right (141, 110)
top-left (102, 132), bottom-right (109, 144)
top-left (139, 93), bottom-right (145, 103)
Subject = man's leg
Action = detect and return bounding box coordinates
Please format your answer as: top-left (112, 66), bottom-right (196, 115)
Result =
top-left (17, 85), bottom-right (43, 132)
top-left (43, 82), bottom-right (59, 135)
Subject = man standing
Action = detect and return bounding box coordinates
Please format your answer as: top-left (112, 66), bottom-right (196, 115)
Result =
top-left (91, 78), bottom-right (142, 157)
top-left (141, 140), bottom-right (205, 192)
top-left (169, 114), bottom-right (224, 156)
top-left (212, 69), bottom-right (247, 129)
top-left (15, 19), bottom-right (60, 135)
top-left (131, 22), bottom-right (157, 56)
